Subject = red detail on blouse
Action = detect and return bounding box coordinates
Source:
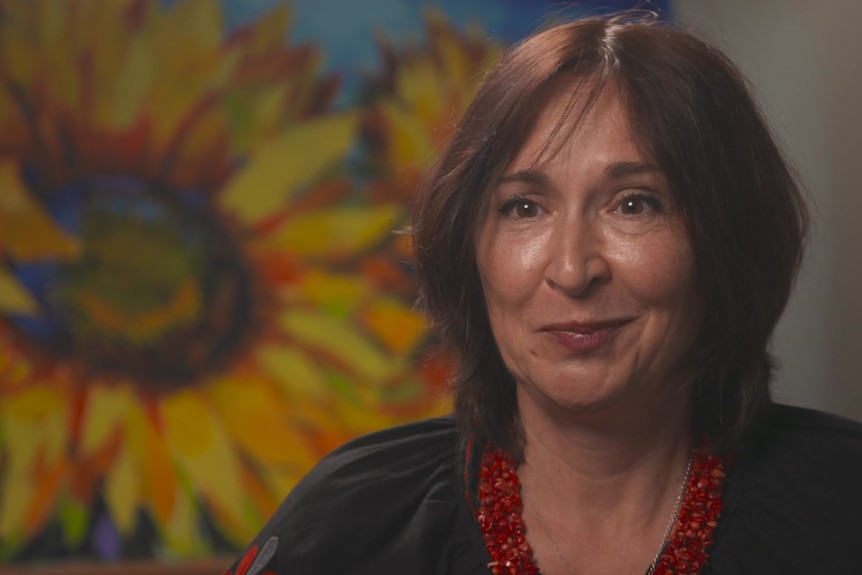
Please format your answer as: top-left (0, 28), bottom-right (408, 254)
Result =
top-left (476, 440), bottom-right (730, 575)
top-left (223, 541), bottom-right (278, 575)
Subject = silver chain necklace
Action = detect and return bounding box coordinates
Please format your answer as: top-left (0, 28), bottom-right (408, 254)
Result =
top-left (524, 450), bottom-right (694, 575)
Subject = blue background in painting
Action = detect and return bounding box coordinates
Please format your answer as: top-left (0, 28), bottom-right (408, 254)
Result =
top-left (217, 0), bottom-right (670, 99)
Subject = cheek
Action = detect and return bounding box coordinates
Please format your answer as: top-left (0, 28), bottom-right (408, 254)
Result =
top-left (477, 230), bottom-right (548, 308)
top-left (612, 232), bottom-right (699, 308)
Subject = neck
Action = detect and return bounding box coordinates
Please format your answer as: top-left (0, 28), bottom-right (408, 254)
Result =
top-left (517, 386), bottom-right (693, 531)
top-left (516, 383), bottom-right (693, 480)
top-left (513, 388), bottom-right (695, 574)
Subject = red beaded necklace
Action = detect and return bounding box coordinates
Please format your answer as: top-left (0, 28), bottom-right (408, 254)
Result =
top-left (475, 439), bottom-right (730, 575)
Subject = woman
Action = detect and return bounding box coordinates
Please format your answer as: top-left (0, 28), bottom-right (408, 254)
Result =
top-left (224, 13), bottom-right (862, 575)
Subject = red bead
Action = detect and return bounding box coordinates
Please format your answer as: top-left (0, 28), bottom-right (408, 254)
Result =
top-left (474, 437), bottom-right (731, 574)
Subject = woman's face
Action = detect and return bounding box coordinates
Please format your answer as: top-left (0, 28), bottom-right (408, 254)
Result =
top-left (475, 84), bottom-right (702, 418)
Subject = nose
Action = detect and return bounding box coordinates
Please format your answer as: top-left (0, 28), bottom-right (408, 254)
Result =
top-left (544, 218), bottom-right (611, 297)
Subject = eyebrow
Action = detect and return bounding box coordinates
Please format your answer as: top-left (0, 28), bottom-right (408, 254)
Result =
top-left (498, 161), bottom-right (662, 187)
top-left (497, 170), bottom-right (551, 186)
top-left (604, 161), bottom-right (663, 179)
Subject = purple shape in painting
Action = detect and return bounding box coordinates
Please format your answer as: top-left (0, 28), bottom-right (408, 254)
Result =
top-left (92, 514), bottom-right (122, 561)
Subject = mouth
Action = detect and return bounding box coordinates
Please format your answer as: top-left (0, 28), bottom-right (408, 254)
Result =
top-left (540, 318), bottom-right (632, 352)
top-left (541, 318), bottom-right (632, 333)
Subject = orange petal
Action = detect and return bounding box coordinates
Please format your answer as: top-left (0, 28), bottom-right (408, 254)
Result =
top-left (23, 456), bottom-right (68, 534)
top-left (126, 401), bottom-right (178, 529)
top-left (360, 297), bottom-right (429, 354)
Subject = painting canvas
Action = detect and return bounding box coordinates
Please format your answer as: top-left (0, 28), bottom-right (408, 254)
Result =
top-left (0, 0), bottom-right (668, 566)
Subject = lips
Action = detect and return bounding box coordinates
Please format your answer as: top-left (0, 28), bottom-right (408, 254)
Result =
top-left (540, 318), bottom-right (631, 352)
top-left (542, 318), bottom-right (630, 333)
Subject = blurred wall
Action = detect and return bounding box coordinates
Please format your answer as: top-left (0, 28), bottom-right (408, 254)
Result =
top-left (676, 0), bottom-right (862, 420)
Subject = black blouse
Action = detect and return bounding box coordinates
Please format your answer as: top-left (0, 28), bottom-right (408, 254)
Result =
top-left (223, 404), bottom-right (862, 574)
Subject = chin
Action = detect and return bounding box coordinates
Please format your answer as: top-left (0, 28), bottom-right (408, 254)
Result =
top-left (519, 380), bottom-right (625, 416)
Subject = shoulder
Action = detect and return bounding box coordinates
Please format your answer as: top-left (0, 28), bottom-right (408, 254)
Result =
top-left (223, 415), bottom-right (490, 575)
top-left (740, 402), bottom-right (862, 467)
top-left (707, 403), bottom-right (862, 574)
top-left (284, 414), bottom-right (462, 528)
top-left (314, 413), bottom-right (462, 481)
top-left (761, 401), bottom-right (862, 439)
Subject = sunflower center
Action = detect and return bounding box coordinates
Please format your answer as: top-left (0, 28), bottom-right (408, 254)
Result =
top-left (44, 177), bottom-right (252, 391)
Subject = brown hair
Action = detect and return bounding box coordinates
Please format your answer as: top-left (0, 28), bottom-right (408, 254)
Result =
top-left (412, 12), bottom-right (808, 455)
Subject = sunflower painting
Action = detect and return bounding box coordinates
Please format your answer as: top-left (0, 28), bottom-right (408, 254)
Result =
top-left (0, 0), bottom-right (667, 566)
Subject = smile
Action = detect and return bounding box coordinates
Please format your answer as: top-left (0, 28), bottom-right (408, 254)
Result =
top-left (540, 319), bottom-right (630, 353)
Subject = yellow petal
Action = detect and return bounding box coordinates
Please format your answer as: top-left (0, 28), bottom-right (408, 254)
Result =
top-left (303, 392), bottom-right (394, 436)
top-left (0, 464), bottom-right (33, 539)
top-left (0, 4), bottom-right (38, 88)
top-left (278, 310), bottom-right (399, 382)
top-left (160, 488), bottom-right (203, 556)
top-left (82, 0), bottom-right (139, 129)
top-left (0, 386), bottom-right (68, 537)
top-left (39, 0), bottom-right (83, 113)
top-left (261, 466), bottom-right (301, 505)
top-left (0, 268), bottom-right (37, 315)
top-left (148, 69), bottom-right (233, 162)
top-left (395, 59), bottom-right (447, 127)
top-left (283, 270), bottom-right (369, 317)
top-left (100, 35), bottom-right (152, 130)
top-left (361, 297), bottom-right (429, 354)
top-left (103, 439), bottom-right (139, 534)
top-left (428, 13), bottom-right (498, 92)
top-left (218, 113), bottom-right (358, 224)
top-left (160, 391), bottom-right (245, 525)
top-left (0, 160), bottom-right (80, 261)
top-left (206, 496), bottom-right (257, 546)
top-left (237, 464), bottom-right (279, 524)
top-left (266, 204), bottom-right (401, 259)
top-left (256, 345), bottom-right (330, 399)
top-left (380, 100), bottom-right (437, 171)
top-left (245, 3), bottom-right (292, 53)
top-left (146, 2), bottom-right (235, 156)
top-left (0, 403), bottom-right (39, 538)
top-left (1, 385), bottom-right (67, 466)
top-left (436, 34), bottom-right (472, 86)
top-left (207, 375), bottom-right (316, 469)
top-left (79, 383), bottom-right (132, 456)
top-left (159, 0), bottom-right (222, 54)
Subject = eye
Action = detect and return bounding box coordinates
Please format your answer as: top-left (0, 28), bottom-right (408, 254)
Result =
top-left (616, 193), bottom-right (662, 216)
top-left (500, 196), bottom-right (543, 218)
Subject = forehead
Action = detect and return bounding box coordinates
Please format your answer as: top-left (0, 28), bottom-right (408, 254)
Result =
top-left (506, 78), bottom-right (648, 172)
